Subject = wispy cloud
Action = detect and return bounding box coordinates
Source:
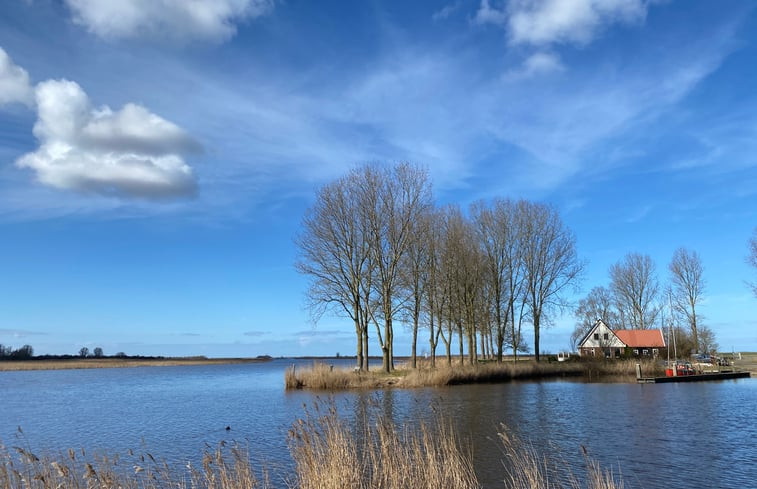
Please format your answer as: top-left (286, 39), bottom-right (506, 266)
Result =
top-left (503, 51), bottom-right (564, 79)
top-left (243, 331), bottom-right (270, 337)
top-left (0, 328), bottom-right (48, 338)
top-left (432, 1), bottom-right (463, 21)
top-left (474, 0), bottom-right (652, 79)
top-left (64, 0), bottom-right (274, 43)
top-left (0, 47), bottom-right (33, 106)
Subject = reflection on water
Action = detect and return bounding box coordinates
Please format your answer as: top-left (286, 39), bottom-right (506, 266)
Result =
top-left (1, 360), bottom-right (755, 488)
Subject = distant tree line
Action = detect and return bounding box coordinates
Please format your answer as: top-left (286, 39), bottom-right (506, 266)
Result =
top-left (296, 162), bottom-right (584, 372)
top-left (0, 345), bottom-right (162, 361)
top-left (0, 344), bottom-right (34, 359)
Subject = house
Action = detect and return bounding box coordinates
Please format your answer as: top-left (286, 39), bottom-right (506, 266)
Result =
top-left (578, 319), bottom-right (666, 358)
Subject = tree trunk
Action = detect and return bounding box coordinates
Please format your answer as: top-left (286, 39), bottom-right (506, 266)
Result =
top-left (458, 325), bottom-right (464, 365)
top-left (362, 325), bottom-right (369, 371)
top-left (533, 312), bottom-right (541, 362)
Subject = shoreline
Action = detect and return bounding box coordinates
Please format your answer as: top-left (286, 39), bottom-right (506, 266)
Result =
top-left (0, 356), bottom-right (273, 371)
top-left (286, 357), bottom-right (755, 390)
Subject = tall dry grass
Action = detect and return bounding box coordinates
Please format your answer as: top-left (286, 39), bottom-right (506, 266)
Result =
top-left (497, 429), bottom-right (624, 489)
top-left (285, 358), bottom-right (657, 391)
top-left (288, 403), bottom-right (478, 489)
top-left (0, 435), bottom-right (267, 489)
top-left (1, 406), bottom-right (625, 489)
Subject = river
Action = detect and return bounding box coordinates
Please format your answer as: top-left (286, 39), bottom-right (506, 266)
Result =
top-left (1, 359), bottom-right (754, 488)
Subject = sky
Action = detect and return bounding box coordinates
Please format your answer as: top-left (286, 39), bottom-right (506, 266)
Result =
top-left (0, 0), bottom-right (755, 358)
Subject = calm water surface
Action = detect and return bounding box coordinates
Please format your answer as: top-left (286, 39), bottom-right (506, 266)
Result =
top-left (1, 359), bottom-right (755, 488)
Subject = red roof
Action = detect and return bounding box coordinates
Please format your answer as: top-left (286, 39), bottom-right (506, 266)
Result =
top-left (615, 329), bottom-right (666, 348)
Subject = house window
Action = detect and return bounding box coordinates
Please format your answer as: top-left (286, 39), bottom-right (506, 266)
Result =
top-left (615, 348), bottom-right (621, 358)
top-left (643, 349), bottom-right (649, 356)
top-left (652, 348), bottom-right (659, 356)
top-left (603, 333), bottom-right (609, 340)
top-left (593, 333), bottom-right (599, 340)
top-left (633, 349), bottom-right (639, 355)
top-left (591, 349), bottom-right (596, 356)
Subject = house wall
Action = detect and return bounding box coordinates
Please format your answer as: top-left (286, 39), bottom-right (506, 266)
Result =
top-left (579, 321), bottom-right (624, 351)
top-left (579, 346), bottom-right (667, 358)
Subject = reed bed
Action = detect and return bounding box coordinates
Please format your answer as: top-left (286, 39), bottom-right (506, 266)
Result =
top-left (0, 358), bottom-right (269, 371)
top-left (0, 436), bottom-right (267, 489)
top-left (288, 403), bottom-right (479, 489)
top-left (1, 407), bottom-right (624, 489)
top-left (285, 358), bottom-right (661, 390)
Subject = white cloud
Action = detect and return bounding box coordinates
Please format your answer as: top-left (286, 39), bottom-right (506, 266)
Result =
top-left (433, 1), bottom-right (463, 21)
top-left (64, 0), bottom-right (273, 42)
top-left (16, 79), bottom-right (199, 199)
top-left (504, 51), bottom-right (565, 79)
top-left (0, 47), bottom-right (34, 106)
top-left (473, 0), bottom-right (508, 25)
top-left (484, 0), bottom-right (649, 47)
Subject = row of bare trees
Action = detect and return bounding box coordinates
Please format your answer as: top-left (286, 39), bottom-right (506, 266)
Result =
top-left (296, 163), bottom-right (583, 372)
top-left (572, 248), bottom-right (711, 354)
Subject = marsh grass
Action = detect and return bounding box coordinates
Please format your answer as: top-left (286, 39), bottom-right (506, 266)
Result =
top-left (1, 405), bottom-right (623, 489)
top-left (0, 358), bottom-right (268, 372)
top-left (497, 429), bottom-right (624, 489)
top-left (0, 432), bottom-right (267, 489)
top-left (288, 403), bottom-right (478, 489)
top-left (285, 358), bottom-right (660, 390)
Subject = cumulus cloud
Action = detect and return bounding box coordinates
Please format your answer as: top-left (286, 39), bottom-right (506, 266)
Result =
top-left (0, 47), bottom-right (34, 106)
top-left (16, 79), bottom-right (199, 199)
top-left (65, 0), bottom-right (273, 42)
top-left (476, 0), bottom-right (648, 47)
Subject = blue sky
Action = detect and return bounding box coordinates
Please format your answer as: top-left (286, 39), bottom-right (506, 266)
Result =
top-left (0, 0), bottom-right (755, 358)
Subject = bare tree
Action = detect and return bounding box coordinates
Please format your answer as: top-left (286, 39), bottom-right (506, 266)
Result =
top-left (697, 325), bottom-right (719, 354)
top-left (571, 286), bottom-right (618, 351)
top-left (93, 347), bottom-right (104, 358)
top-left (435, 204), bottom-right (461, 365)
top-left (669, 247), bottom-right (706, 352)
top-left (364, 163), bottom-right (432, 373)
top-left (472, 199), bottom-right (510, 362)
top-left (610, 253), bottom-right (661, 329)
top-left (79, 347), bottom-right (89, 358)
top-left (749, 228), bottom-right (757, 297)
top-left (295, 169), bottom-right (375, 371)
top-left (521, 202), bottom-right (584, 362)
top-left (400, 209), bottom-right (432, 369)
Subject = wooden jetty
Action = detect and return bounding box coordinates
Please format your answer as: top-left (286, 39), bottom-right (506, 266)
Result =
top-left (636, 363), bottom-right (751, 383)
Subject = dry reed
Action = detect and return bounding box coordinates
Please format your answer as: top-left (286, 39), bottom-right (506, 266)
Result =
top-left (1, 405), bottom-right (625, 489)
top-left (0, 433), bottom-right (267, 489)
top-left (498, 428), bottom-right (624, 489)
top-left (0, 358), bottom-right (269, 372)
top-left (288, 403), bottom-right (478, 489)
top-left (285, 358), bottom-right (658, 391)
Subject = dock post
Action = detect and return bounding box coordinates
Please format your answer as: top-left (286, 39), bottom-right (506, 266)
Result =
top-left (635, 363), bottom-right (642, 380)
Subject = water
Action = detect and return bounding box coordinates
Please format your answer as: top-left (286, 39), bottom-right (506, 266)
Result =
top-left (1, 359), bottom-right (755, 488)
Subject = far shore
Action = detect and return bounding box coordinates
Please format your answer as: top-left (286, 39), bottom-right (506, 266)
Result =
top-left (0, 356), bottom-right (273, 371)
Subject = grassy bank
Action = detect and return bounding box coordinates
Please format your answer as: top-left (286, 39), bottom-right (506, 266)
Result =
top-left (731, 352), bottom-right (757, 373)
top-left (285, 358), bottom-right (664, 390)
top-left (0, 357), bottom-right (272, 371)
top-left (1, 404), bottom-right (623, 489)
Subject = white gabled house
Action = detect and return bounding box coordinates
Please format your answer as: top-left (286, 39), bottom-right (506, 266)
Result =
top-left (578, 319), bottom-right (666, 359)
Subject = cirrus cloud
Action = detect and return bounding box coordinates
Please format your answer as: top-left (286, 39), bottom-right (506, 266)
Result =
top-left (64, 0), bottom-right (274, 42)
top-left (16, 79), bottom-right (200, 199)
